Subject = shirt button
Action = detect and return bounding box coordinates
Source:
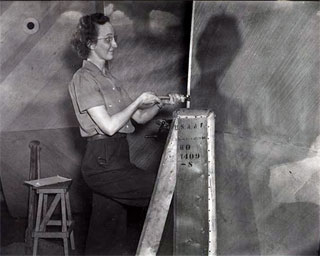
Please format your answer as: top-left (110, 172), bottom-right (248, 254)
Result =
top-left (108, 104), bottom-right (112, 107)
top-left (118, 99), bottom-right (121, 102)
top-left (126, 125), bottom-right (129, 128)
top-left (112, 87), bottom-right (116, 90)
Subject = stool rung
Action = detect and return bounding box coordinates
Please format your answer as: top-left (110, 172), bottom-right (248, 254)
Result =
top-left (33, 224), bottom-right (74, 238)
top-left (33, 231), bottom-right (69, 239)
top-left (47, 220), bottom-right (73, 226)
top-left (37, 188), bottom-right (67, 194)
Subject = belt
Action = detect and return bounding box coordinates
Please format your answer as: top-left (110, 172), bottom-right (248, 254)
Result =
top-left (87, 133), bottom-right (127, 141)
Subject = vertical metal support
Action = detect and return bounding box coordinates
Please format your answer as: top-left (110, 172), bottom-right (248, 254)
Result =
top-left (207, 112), bottom-right (217, 255)
top-left (186, 1), bottom-right (195, 109)
top-left (174, 109), bottom-right (215, 256)
top-left (136, 119), bottom-right (179, 256)
top-left (136, 109), bottom-right (216, 256)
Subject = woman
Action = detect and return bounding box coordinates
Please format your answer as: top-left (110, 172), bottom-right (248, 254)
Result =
top-left (69, 13), bottom-right (179, 255)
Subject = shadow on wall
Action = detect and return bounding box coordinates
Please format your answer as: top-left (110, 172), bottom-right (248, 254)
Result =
top-left (192, 14), bottom-right (261, 255)
top-left (191, 10), bottom-right (320, 255)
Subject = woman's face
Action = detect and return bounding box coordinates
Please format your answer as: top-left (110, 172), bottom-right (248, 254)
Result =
top-left (91, 22), bottom-right (117, 61)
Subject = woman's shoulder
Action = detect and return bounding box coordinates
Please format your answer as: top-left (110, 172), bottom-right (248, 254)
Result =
top-left (69, 68), bottom-right (99, 93)
top-left (71, 66), bottom-right (96, 83)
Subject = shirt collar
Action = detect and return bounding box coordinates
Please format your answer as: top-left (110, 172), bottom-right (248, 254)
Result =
top-left (83, 60), bottom-right (112, 76)
top-left (82, 60), bottom-right (114, 81)
top-left (82, 60), bottom-right (102, 75)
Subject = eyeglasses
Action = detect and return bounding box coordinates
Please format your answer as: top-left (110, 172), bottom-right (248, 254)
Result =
top-left (97, 35), bottom-right (117, 44)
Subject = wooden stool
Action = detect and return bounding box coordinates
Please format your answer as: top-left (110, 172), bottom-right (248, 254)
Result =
top-left (30, 179), bottom-right (75, 256)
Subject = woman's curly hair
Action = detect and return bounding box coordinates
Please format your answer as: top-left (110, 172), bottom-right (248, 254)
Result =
top-left (71, 13), bottom-right (110, 60)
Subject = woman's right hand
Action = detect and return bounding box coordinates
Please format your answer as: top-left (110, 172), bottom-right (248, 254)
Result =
top-left (137, 92), bottom-right (161, 107)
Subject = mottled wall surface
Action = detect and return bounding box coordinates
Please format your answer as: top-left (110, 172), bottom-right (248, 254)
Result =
top-left (0, 0), bottom-right (96, 217)
top-left (0, 1), bottom-right (188, 217)
top-left (191, 2), bottom-right (319, 255)
top-left (0, 1), bottom-right (91, 131)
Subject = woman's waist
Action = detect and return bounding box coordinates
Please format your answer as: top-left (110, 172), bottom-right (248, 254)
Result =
top-left (86, 133), bottom-right (127, 141)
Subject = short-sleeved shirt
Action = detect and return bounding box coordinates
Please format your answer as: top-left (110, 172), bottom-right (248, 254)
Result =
top-left (68, 60), bottom-right (135, 137)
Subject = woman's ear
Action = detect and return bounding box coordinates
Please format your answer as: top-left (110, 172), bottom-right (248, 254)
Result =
top-left (87, 40), bottom-right (96, 50)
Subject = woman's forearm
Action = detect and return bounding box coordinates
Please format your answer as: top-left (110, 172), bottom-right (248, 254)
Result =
top-left (88, 99), bottom-right (141, 135)
top-left (88, 92), bottom-right (161, 135)
top-left (109, 99), bottom-right (141, 130)
top-left (133, 105), bottom-right (161, 124)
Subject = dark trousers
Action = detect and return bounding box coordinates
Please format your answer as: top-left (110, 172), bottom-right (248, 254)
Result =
top-left (81, 136), bottom-right (156, 255)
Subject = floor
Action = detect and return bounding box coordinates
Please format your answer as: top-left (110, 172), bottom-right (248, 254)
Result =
top-left (1, 195), bottom-right (89, 255)
top-left (1, 196), bottom-right (170, 256)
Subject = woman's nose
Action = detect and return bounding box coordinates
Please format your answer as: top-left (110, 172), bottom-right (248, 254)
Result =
top-left (112, 38), bottom-right (117, 48)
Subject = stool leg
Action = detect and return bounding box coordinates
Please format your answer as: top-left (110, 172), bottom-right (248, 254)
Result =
top-left (61, 192), bottom-right (69, 256)
top-left (25, 187), bottom-right (36, 254)
top-left (33, 193), bottom-right (44, 256)
top-left (42, 194), bottom-right (48, 231)
top-left (66, 192), bottom-right (75, 250)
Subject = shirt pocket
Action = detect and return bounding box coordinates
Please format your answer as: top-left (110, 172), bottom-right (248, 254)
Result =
top-left (82, 140), bottom-right (110, 171)
top-left (96, 141), bottom-right (112, 168)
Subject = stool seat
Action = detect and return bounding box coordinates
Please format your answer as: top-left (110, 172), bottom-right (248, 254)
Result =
top-left (26, 177), bottom-right (75, 256)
